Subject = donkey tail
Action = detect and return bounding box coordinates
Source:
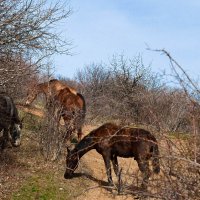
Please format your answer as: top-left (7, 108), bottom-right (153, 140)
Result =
top-left (152, 144), bottom-right (160, 174)
top-left (77, 93), bottom-right (86, 119)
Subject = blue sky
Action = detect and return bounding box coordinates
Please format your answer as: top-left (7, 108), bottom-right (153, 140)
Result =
top-left (53, 0), bottom-right (200, 80)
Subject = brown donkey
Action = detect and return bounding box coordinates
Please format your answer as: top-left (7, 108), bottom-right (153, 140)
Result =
top-left (25, 79), bottom-right (86, 141)
top-left (55, 87), bottom-right (86, 141)
top-left (64, 123), bottom-right (160, 189)
top-left (25, 79), bottom-right (77, 105)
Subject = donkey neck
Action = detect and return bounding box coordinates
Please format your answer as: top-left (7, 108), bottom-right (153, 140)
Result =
top-left (73, 136), bottom-right (95, 159)
top-left (39, 82), bottom-right (65, 95)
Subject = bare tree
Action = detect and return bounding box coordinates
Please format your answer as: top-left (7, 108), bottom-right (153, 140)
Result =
top-left (0, 0), bottom-right (72, 97)
top-left (76, 63), bottom-right (110, 123)
top-left (0, 0), bottom-right (72, 56)
top-left (146, 49), bottom-right (200, 199)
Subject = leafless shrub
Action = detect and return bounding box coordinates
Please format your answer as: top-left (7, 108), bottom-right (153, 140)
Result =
top-left (76, 63), bottom-right (110, 123)
top-left (144, 88), bottom-right (190, 132)
top-left (38, 98), bottom-right (67, 161)
top-left (147, 49), bottom-right (200, 199)
top-left (0, 0), bottom-right (71, 56)
top-left (0, 53), bottom-right (38, 99)
top-left (38, 91), bottom-right (83, 161)
top-left (75, 54), bottom-right (194, 133)
top-left (154, 134), bottom-right (200, 200)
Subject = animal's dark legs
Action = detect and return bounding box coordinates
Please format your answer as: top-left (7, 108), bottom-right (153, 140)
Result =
top-left (75, 114), bottom-right (84, 142)
top-left (111, 155), bottom-right (119, 176)
top-left (111, 155), bottom-right (123, 193)
top-left (1, 128), bottom-right (9, 149)
top-left (137, 159), bottom-right (151, 190)
top-left (102, 154), bottom-right (113, 186)
top-left (77, 129), bottom-right (82, 142)
top-left (152, 145), bottom-right (160, 174)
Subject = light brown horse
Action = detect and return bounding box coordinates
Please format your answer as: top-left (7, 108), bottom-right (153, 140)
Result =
top-left (55, 87), bottom-right (86, 141)
top-left (64, 123), bottom-right (160, 189)
top-left (25, 79), bottom-right (77, 105)
top-left (25, 79), bottom-right (86, 141)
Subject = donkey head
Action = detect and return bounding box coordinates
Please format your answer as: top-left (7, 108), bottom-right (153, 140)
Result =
top-left (64, 147), bottom-right (79, 179)
top-left (10, 121), bottom-right (22, 147)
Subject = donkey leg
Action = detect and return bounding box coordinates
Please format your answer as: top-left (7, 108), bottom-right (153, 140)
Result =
top-left (1, 128), bottom-right (9, 149)
top-left (102, 154), bottom-right (113, 186)
top-left (75, 114), bottom-right (83, 142)
top-left (137, 159), bottom-right (151, 190)
top-left (111, 155), bottom-right (123, 193)
top-left (111, 155), bottom-right (119, 176)
top-left (77, 128), bottom-right (82, 142)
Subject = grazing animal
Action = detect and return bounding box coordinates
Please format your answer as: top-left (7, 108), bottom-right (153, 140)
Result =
top-left (25, 79), bottom-right (86, 141)
top-left (0, 93), bottom-right (22, 149)
top-left (25, 79), bottom-right (77, 105)
top-left (64, 123), bottom-right (160, 189)
top-left (55, 87), bottom-right (86, 141)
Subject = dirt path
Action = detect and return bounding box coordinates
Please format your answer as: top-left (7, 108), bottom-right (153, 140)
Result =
top-left (75, 150), bottom-right (139, 200)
